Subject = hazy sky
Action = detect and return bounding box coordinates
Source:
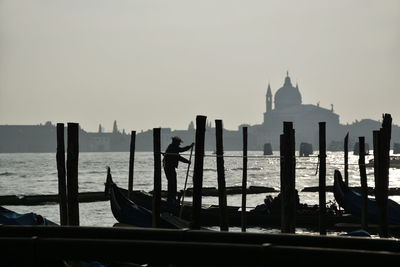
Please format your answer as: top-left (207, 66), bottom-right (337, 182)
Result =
top-left (1, 0), bottom-right (399, 132)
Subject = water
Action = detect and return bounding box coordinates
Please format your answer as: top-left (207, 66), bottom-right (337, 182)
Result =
top-left (1, 151), bottom-right (399, 234)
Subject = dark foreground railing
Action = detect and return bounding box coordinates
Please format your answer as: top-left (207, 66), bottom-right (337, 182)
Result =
top-left (1, 225), bottom-right (400, 266)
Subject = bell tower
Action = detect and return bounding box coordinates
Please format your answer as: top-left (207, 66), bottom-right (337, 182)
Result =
top-left (266, 83), bottom-right (272, 114)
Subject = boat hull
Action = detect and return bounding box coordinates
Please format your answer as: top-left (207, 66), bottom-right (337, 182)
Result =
top-left (333, 169), bottom-right (400, 225)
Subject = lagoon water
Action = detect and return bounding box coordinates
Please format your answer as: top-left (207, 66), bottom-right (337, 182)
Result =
top-left (1, 151), bottom-right (400, 234)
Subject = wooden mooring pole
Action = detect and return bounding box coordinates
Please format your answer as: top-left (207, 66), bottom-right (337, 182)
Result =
top-left (66, 123), bottom-right (79, 226)
top-left (215, 120), bottom-right (228, 231)
top-left (152, 128), bottom-right (161, 228)
top-left (280, 122), bottom-right (296, 233)
top-left (373, 114), bottom-right (392, 237)
top-left (373, 130), bottom-right (381, 231)
top-left (191, 115), bottom-right (207, 230)
top-left (344, 132), bottom-right (349, 186)
top-left (56, 123), bottom-right (68, 225)
top-left (241, 126), bottom-right (248, 232)
top-left (358, 136), bottom-right (368, 230)
top-left (319, 122), bottom-right (326, 235)
top-left (128, 130), bottom-right (136, 199)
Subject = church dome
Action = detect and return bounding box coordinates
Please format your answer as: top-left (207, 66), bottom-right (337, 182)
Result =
top-left (274, 73), bottom-right (302, 110)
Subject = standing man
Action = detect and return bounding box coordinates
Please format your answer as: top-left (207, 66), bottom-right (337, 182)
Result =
top-left (163, 136), bottom-right (194, 211)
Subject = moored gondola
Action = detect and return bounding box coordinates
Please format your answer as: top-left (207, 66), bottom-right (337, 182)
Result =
top-left (333, 169), bottom-right (400, 225)
top-left (0, 206), bottom-right (56, 225)
top-left (106, 167), bottom-right (191, 229)
top-left (105, 167), bottom-right (360, 230)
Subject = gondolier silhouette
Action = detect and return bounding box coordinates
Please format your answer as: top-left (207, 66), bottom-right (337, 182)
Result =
top-left (163, 136), bottom-right (194, 212)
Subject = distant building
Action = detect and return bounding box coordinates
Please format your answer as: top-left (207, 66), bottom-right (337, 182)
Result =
top-left (0, 122), bottom-right (57, 153)
top-left (87, 133), bottom-right (111, 152)
top-left (249, 72), bottom-right (343, 150)
top-left (0, 121), bottom-right (131, 153)
top-left (1, 73), bottom-right (399, 152)
top-left (241, 72), bottom-right (400, 151)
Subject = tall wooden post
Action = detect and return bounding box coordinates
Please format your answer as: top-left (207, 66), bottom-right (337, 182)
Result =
top-left (128, 131), bottom-right (136, 199)
top-left (373, 130), bottom-right (383, 236)
top-left (358, 136), bottom-right (368, 230)
top-left (152, 128), bottom-right (161, 228)
top-left (280, 122), bottom-right (296, 233)
top-left (191, 115), bottom-right (207, 230)
top-left (56, 123), bottom-right (68, 225)
top-left (380, 114), bottom-right (392, 237)
top-left (374, 114), bottom-right (392, 237)
top-left (319, 122), bottom-right (327, 235)
top-left (344, 133), bottom-right (349, 186)
top-left (66, 123), bottom-right (79, 226)
top-left (241, 127), bottom-right (248, 232)
top-left (215, 120), bottom-right (228, 231)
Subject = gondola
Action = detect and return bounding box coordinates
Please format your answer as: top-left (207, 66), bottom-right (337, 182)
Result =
top-left (0, 206), bottom-right (56, 225)
top-left (0, 207), bottom-right (104, 266)
top-left (104, 167), bottom-right (240, 223)
top-left (106, 168), bottom-right (191, 229)
top-left (110, 184), bottom-right (240, 217)
top-left (105, 168), bottom-right (359, 229)
top-left (333, 169), bottom-right (400, 225)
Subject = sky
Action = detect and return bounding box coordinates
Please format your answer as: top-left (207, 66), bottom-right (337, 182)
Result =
top-left (0, 0), bottom-right (399, 132)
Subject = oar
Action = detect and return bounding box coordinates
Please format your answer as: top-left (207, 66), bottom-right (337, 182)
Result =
top-left (179, 145), bottom-right (194, 218)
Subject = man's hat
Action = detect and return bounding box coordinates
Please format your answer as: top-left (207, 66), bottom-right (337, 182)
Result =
top-left (172, 136), bottom-right (182, 143)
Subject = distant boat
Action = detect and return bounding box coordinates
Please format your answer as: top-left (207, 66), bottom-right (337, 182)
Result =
top-left (365, 156), bottom-right (400, 168)
top-left (353, 142), bottom-right (370, 155)
top-left (327, 141), bottom-right (343, 152)
top-left (299, 142), bottom-right (313, 157)
top-left (393, 143), bottom-right (400, 154)
top-left (333, 169), bottom-right (400, 225)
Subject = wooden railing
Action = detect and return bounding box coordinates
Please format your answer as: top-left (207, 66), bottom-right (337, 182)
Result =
top-left (1, 225), bottom-right (400, 266)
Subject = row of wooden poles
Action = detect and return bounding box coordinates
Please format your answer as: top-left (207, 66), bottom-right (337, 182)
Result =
top-left (340, 113), bottom-right (392, 238)
top-left (55, 114), bottom-right (393, 237)
top-left (279, 114), bottom-right (393, 237)
top-left (145, 118), bottom-right (311, 233)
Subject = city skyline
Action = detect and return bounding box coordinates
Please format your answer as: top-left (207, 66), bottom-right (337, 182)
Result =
top-left (1, 1), bottom-right (399, 132)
